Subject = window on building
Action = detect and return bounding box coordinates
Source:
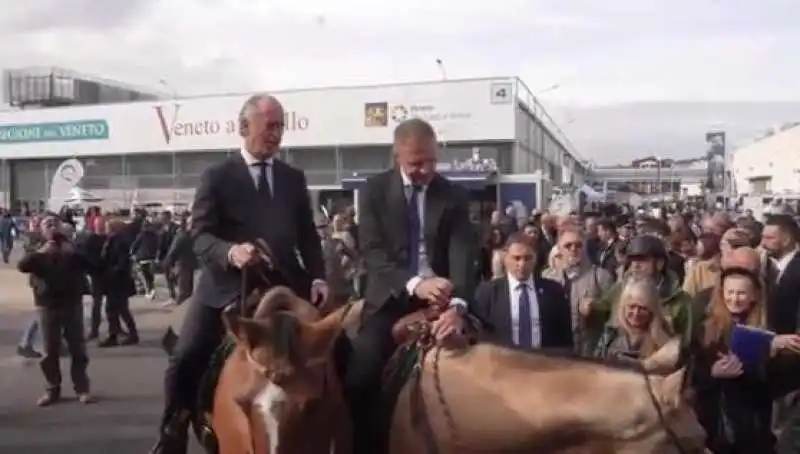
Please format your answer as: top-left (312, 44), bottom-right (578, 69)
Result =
top-left (748, 177), bottom-right (771, 194)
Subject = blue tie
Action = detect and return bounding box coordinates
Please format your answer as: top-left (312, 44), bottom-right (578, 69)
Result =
top-left (407, 185), bottom-right (422, 273)
top-left (517, 283), bottom-right (533, 348)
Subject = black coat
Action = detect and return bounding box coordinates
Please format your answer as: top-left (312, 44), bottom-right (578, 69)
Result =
top-left (100, 234), bottom-right (137, 298)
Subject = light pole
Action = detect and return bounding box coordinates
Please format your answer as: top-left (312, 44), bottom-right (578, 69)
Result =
top-left (435, 58), bottom-right (447, 81)
top-left (655, 156), bottom-right (662, 200)
top-left (158, 78), bottom-right (178, 99)
top-left (538, 83), bottom-right (561, 94)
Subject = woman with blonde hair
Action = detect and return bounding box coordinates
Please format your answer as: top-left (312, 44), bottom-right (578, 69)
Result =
top-left (594, 276), bottom-right (673, 361)
top-left (691, 267), bottom-right (800, 453)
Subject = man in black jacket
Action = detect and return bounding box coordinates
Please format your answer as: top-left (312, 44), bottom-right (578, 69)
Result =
top-left (156, 211), bottom-right (179, 302)
top-left (17, 213), bottom-right (92, 406)
top-left (161, 217), bottom-right (197, 305)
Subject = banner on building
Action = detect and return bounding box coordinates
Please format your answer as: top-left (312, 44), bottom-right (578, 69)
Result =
top-left (704, 130), bottom-right (726, 192)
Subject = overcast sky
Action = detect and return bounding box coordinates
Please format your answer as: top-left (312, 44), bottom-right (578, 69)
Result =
top-left (2, 0), bottom-right (799, 163)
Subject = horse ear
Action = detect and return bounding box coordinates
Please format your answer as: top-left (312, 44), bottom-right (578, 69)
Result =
top-left (657, 367), bottom-right (687, 409)
top-left (642, 337), bottom-right (681, 374)
top-left (224, 312), bottom-right (268, 349)
top-left (303, 304), bottom-right (351, 359)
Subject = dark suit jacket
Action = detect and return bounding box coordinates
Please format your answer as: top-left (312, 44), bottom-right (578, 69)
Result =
top-left (471, 276), bottom-right (573, 350)
top-left (767, 253), bottom-right (800, 334)
top-left (358, 169), bottom-right (475, 320)
top-left (598, 239), bottom-right (620, 279)
top-left (191, 153), bottom-right (324, 308)
top-left (100, 233), bottom-right (136, 298)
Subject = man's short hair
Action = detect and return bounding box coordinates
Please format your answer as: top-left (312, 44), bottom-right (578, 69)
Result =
top-left (765, 213), bottom-right (799, 240)
top-left (597, 219), bottom-right (617, 234)
top-left (393, 118), bottom-right (436, 143)
top-left (504, 232), bottom-right (535, 250)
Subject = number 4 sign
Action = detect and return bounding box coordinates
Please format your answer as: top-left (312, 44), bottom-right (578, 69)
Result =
top-left (490, 82), bottom-right (512, 104)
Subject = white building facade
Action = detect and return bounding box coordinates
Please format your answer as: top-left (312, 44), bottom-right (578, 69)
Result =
top-left (0, 77), bottom-right (584, 211)
top-left (731, 124), bottom-right (800, 196)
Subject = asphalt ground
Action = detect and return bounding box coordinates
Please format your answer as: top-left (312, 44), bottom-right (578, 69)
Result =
top-left (0, 246), bottom-right (206, 453)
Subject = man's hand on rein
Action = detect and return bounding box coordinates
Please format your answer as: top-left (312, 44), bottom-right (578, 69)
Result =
top-left (431, 306), bottom-right (468, 349)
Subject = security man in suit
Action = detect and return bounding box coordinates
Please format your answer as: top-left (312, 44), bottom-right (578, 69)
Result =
top-left (150, 94), bottom-right (328, 454)
top-left (344, 118), bottom-right (476, 454)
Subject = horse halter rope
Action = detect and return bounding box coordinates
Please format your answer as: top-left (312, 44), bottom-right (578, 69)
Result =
top-left (406, 321), bottom-right (465, 454)
top-left (642, 371), bottom-right (692, 454)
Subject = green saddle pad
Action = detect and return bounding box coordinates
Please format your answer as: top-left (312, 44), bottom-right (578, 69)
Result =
top-left (196, 337), bottom-right (237, 417)
top-left (381, 343), bottom-right (422, 417)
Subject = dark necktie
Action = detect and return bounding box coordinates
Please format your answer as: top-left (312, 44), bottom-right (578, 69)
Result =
top-left (517, 282), bottom-right (533, 348)
top-left (254, 162), bottom-right (272, 199)
top-left (407, 185), bottom-right (422, 273)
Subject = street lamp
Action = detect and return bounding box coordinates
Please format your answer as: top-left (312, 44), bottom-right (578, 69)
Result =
top-left (158, 78), bottom-right (178, 99)
top-left (435, 58), bottom-right (447, 81)
top-left (538, 83), bottom-right (561, 94)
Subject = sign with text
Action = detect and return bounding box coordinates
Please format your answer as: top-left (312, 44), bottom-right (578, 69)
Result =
top-left (154, 103), bottom-right (309, 144)
top-left (0, 78), bottom-right (517, 159)
top-left (0, 120), bottom-right (109, 144)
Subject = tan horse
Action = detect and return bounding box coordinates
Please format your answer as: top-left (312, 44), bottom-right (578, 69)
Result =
top-left (388, 330), bottom-right (709, 454)
top-left (211, 286), bottom-right (355, 454)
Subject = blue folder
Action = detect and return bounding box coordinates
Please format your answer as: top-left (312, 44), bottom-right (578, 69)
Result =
top-left (730, 323), bottom-right (774, 371)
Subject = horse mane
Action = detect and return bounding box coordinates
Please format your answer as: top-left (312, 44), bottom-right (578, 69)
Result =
top-left (264, 311), bottom-right (302, 366)
top-left (476, 341), bottom-right (647, 374)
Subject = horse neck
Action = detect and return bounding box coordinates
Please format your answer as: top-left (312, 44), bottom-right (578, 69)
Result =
top-left (437, 344), bottom-right (658, 430)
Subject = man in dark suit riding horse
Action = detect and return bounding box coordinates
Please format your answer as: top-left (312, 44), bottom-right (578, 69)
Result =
top-left (150, 94), bottom-right (328, 454)
top-left (344, 118), bottom-right (477, 454)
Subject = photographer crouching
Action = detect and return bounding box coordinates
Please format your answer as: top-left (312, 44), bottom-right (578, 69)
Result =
top-left (17, 213), bottom-right (94, 406)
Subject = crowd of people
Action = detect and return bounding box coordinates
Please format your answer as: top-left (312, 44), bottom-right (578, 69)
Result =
top-left (7, 96), bottom-right (800, 454)
top-left (478, 205), bottom-right (800, 453)
top-left (4, 207), bottom-right (197, 406)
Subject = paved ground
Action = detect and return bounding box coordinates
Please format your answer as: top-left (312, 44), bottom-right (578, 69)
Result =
top-left (0, 247), bottom-right (205, 453)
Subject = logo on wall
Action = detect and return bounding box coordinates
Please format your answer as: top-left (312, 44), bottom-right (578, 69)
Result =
top-left (391, 105), bottom-right (409, 123)
top-left (363, 102), bottom-right (388, 127)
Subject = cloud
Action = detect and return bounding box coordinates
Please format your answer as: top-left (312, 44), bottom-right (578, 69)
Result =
top-left (1, 0), bottom-right (799, 162)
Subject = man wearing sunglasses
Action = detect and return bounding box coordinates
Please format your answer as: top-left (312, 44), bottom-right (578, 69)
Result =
top-left (542, 226), bottom-right (613, 355)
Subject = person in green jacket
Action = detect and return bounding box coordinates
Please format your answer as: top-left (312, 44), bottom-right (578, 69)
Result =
top-left (580, 234), bottom-right (701, 351)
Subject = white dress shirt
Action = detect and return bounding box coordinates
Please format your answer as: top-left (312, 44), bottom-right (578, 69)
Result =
top-left (233, 147), bottom-right (325, 288)
top-left (772, 248), bottom-right (798, 282)
top-left (400, 170), bottom-right (466, 309)
top-left (240, 148), bottom-right (274, 193)
top-left (507, 274), bottom-right (542, 348)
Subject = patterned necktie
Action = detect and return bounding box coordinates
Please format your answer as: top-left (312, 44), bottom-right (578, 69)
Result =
top-left (517, 282), bottom-right (533, 348)
top-left (407, 185), bottom-right (422, 273)
top-left (254, 162), bottom-right (272, 199)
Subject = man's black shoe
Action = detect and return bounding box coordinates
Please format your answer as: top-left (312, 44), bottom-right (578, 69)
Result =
top-left (149, 425), bottom-right (189, 454)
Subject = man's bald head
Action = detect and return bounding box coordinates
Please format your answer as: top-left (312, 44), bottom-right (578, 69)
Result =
top-left (239, 94), bottom-right (285, 159)
top-left (721, 246), bottom-right (762, 274)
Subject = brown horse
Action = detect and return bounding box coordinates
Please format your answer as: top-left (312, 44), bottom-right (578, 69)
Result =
top-left (387, 325), bottom-right (709, 454)
top-left (210, 286), bottom-right (355, 454)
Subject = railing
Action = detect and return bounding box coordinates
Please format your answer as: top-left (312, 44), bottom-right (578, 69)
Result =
top-left (514, 78), bottom-right (583, 168)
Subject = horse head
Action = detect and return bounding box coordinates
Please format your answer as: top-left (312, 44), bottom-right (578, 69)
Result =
top-left (221, 286), bottom-right (352, 453)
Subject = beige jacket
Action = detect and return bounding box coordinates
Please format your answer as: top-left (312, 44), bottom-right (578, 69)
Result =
top-left (542, 262), bottom-right (615, 354)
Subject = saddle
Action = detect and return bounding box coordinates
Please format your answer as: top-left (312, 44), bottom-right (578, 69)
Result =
top-left (391, 306), bottom-right (443, 345)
